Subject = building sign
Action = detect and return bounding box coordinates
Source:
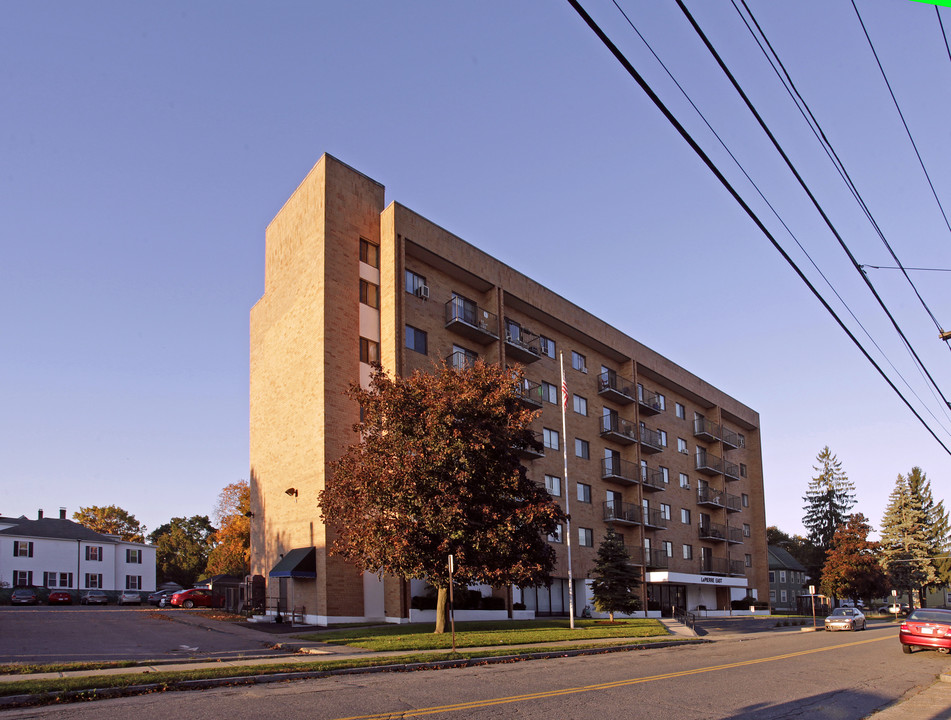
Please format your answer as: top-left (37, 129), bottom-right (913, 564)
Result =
top-left (699, 576), bottom-right (724, 585)
top-left (646, 570), bottom-right (748, 588)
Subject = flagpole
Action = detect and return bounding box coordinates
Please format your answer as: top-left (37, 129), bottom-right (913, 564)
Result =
top-left (560, 352), bottom-right (575, 629)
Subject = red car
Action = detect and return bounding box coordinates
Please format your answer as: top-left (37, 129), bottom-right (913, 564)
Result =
top-left (169, 588), bottom-right (225, 609)
top-left (899, 608), bottom-right (951, 654)
top-left (48, 591), bottom-right (73, 605)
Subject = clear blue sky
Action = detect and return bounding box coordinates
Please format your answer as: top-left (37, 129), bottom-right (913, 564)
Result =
top-left (3, 1), bottom-right (949, 540)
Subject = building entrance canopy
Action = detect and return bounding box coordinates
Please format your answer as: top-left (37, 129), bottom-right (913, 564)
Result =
top-left (268, 547), bottom-right (317, 578)
top-left (647, 570), bottom-right (748, 589)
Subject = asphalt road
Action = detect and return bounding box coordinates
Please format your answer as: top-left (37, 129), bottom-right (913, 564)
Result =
top-left (3, 621), bottom-right (947, 720)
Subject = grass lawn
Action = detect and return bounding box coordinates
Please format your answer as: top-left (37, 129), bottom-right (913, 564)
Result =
top-left (294, 618), bottom-right (669, 651)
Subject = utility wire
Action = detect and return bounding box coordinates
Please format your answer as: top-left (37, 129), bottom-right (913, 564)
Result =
top-left (939, 6), bottom-right (951, 66)
top-left (862, 265), bottom-right (951, 273)
top-left (564, 0), bottom-right (951, 456)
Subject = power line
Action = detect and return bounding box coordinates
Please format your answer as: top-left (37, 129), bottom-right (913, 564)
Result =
top-left (564, 0), bottom-right (951, 456)
top-left (861, 265), bottom-right (951, 273)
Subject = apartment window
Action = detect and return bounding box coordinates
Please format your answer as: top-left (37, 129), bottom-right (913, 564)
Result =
top-left (405, 269), bottom-right (427, 295)
top-left (543, 428), bottom-right (559, 450)
top-left (675, 402), bottom-right (685, 419)
top-left (738, 433), bottom-right (746, 448)
top-left (359, 279), bottom-right (380, 308)
top-left (541, 381), bottom-right (558, 404)
top-left (779, 570), bottom-right (787, 583)
top-left (126, 575), bottom-right (142, 590)
top-left (677, 438), bottom-right (688, 454)
top-left (13, 541), bottom-right (33, 557)
top-left (539, 335), bottom-right (555, 358)
top-left (85, 546), bottom-right (102, 562)
top-left (681, 508), bottom-right (691, 525)
top-left (360, 337), bottom-right (380, 364)
top-left (572, 394), bottom-right (587, 416)
top-left (740, 463), bottom-right (748, 478)
top-left (450, 344), bottom-right (478, 369)
top-left (743, 523), bottom-right (751, 538)
top-left (544, 474), bottom-right (562, 497)
top-left (659, 430), bottom-right (668, 447)
top-left (656, 393), bottom-right (667, 411)
top-left (663, 541), bottom-right (673, 558)
top-left (577, 483), bottom-right (592, 503)
top-left (679, 473), bottom-right (690, 489)
top-left (660, 503), bottom-right (671, 521)
top-left (742, 493), bottom-right (750, 507)
top-left (548, 524), bottom-right (563, 544)
top-left (745, 554), bottom-right (753, 568)
top-left (13, 570), bottom-right (32, 586)
top-left (571, 351), bottom-right (587, 373)
top-left (575, 438), bottom-right (589, 459)
top-left (126, 549), bottom-right (142, 564)
top-left (85, 573), bottom-right (103, 589)
top-left (683, 544), bottom-right (693, 560)
top-left (359, 238), bottom-right (380, 267)
top-left (660, 466), bottom-right (669, 484)
top-left (405, 325), bottom-right (428, 355)
top-left (579, 528), bottom-right (594, 548)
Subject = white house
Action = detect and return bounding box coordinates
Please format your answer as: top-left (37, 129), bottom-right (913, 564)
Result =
top-left (0, 508), bottom-right (156, 594)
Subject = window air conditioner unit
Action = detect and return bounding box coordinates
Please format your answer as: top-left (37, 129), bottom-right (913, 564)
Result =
top-left (415, 285), bottom-right (430, 300)
top-left (680, 448), bottom-right (689, 455)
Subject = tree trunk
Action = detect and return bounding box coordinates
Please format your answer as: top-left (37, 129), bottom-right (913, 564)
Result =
top-left (434, 586), bottom-right (448, 634)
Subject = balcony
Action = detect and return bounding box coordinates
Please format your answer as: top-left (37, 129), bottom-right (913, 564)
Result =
top-left (640, 464), bottom-right (666, 492)
top-left (445, 298), bottom-right (498, 345)
top-left (725, 492), bottom-right (742, 513)
top-left (601, 456), bottom-right (639, 486)
top-left (720, 426), bottom-right (743, 450)
top-left (696, 486), bottom-right (724, 508)
top-left (597, 369), bottom-right (636, 405)
top-left (514, 430), bottom-right (544, 460)
top-left (643, 507), bottom-right (668, 529)
top-left (504, 320), bottom-right (541, 364)
top-left (693, 417), bottom-right (720, 443)
top-left (698, 521), bottom-right (729, 542)
top-left (603, 501), bottom-right (641, 526)
top-left (515, 378), bottom-right (543, 409)
top-left (723, 459), bottom-right (740, 481)
top-left (726, 525), bottom-right (744, 544)
top-left (637, 386), bottom-right (664, 416)
top-left (600, 414), bottom-right (637, 445)
top-left (646, 549), bottom-right (669, 569)
top-left (623, 544), bottom-right (645, 565)
top-left (446, 350), bottom-right (477, 370)
top-left (699, 556), bottom-right (732, 575)
top-left (695, 449), bottom-right (724, 476)
top-left (638, 425), bottom-right (664, 454)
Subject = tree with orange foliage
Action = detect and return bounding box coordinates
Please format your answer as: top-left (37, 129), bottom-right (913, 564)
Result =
top-left (205, 480), bottom-right (251, 577)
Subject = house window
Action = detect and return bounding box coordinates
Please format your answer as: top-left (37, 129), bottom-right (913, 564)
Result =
top-left (126, 549), bottom-right (142, 564)
top-left (660, 503), bottom-right (671, 521)
top-left (769, 571), bottom-right (775, 582)
top-left (679, 473), bottom-right (690, 489)
top-left (659, 430), bottom-right (668, 447)
top-left (740, 463), bottom-right (748, 478)
top-left (360, 337), bottom-right (380, 364)
top-left (13, 541), bottom-right (33, 557)
top-left (663, 541), bottom-right (673, 557)
top-left (675, 402), bottom-right (685, 419)
top-left (44, 571), bottom-right (72, 588)
top-left (126, 575), bottom-right (142, 590)
top-left (780, 590), bottom-right (787, 603)
top-left (575, 438), bottom-right (589, 459)
top-left (13, 570), bottom-right (32, 586)
top-left (677, 438), bottom-right (688, 454)
top-left (745, 554), bottom-right (752, 568)
top-left (544, 474), bottom-right (562, 497)
top-left (405, 269), bottom-right (427, 295)
top-left (743, 523), bottom-right (751, 538)
top-left (571, 351), bottom-right (587, 373)
top-left (742, 493), bottom-right (750, 508)
top-left (85, 573), bottom-right (103, 589)
top-left (405, 325), bottom-right (428, 355)
top-left (548, 524), bottom-right (563, 544)
top-left (779, 570), bottom-right (786, 583)
top-left (359, 279), bottom-right (380, 308)
top-left (683, 544), bottom-right (693, 560)
top-left (85, 546), bottom-right (102, 562)
top-left (359, 238), bottom-right (380, 268)
top-left (572, 394), bottom-right (587, 416)
top-left (577, 483), bottom-right (592, 503)
top-left (541, 381), bottom-right (558, 404)
top-left (681, 508), bottom-right (691, 525)
top-left (539, 336), bottom-right (555, 358)
top-left (579, 528), bottom-right (594, 547)
top-left (660, 466), bottom-right (669, 484)
top-left (543, 428), bottom-right (559, 450)
top-left (60, 572), bottom-right (73, 588)
top-left (770, 589), bottom-right (776, 601)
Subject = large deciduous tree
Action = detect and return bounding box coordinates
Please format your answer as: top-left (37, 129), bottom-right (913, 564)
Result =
top-left (319, 362), bottom-right (566, 633)
top-left (72, 505), bottom-right (146, 542)
top-left (802, 447), bottom-right (855, 554)
top-left (206, 480), bottom-right (251, 577)
top-left (149, 516), bottom-right (217, 587)
top-left (590, 528), bottom-right (641, 621)
top-left (820, 514), bottom-right (887, 605)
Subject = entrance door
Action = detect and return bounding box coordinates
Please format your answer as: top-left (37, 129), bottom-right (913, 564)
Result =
top-left (648, 584), bottom-right (687, 617)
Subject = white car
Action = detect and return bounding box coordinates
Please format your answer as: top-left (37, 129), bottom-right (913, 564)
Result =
top-left (825, 607), bottom-right (866, 631)
top-left (118, 591), bottom-right (142, 605)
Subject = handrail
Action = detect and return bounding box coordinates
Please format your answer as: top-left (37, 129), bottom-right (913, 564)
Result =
top-left (673, 606), bottom-right (696, 630)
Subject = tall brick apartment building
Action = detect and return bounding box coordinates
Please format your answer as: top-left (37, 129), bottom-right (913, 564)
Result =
top-left (250, 154), bottom-right (768, 624)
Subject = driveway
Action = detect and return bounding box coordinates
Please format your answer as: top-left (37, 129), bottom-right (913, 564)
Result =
top-left (0, 606), bottom-right (288, 664)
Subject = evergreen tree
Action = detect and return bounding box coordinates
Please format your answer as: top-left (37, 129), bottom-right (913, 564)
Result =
top-left (802, 447), bottom-right (856, 551)
top-left (880, 471), bottom-right (937, 608)
top-left (590, 528), bottom-right (642, 621)
top-left (819, 514), bottom-right (887, 605)
top-left (907, 467), bottom-right (951, 591)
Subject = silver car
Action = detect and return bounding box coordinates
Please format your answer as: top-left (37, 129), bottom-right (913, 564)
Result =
top-left (824, 607), bottom-right (866, 631)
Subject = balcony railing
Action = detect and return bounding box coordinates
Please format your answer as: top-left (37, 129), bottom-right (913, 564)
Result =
top-left (646, 549), bottom-right (669, 568)
top-left (445, 298), bottom-right (498, 345)
top-left (696, 449), bottom-right (724, 476)
top-left (504, 320), bottom-right (541, 364)
top-left (601, 456), bottom-right (639, 486)
top-left (603, 501), bottom-right (641, 526)
top-left (446, 350), bottom-right (478, 371)
top-left (639, 425), bottom-right (664, 454)
top-left (513, 430), bottom-right (544, 460)
top-left (600, 414), bottom-right (637, 445)
top-left (725, 492), bottom-right (742, 513)
top-left (597, 369), bottom-right (636, 405)
top-left (623, 544), bottom-right (645, 566)
top-left (638, 387), bottom-right (664, 416)
top-left (643, 507), bottom-right (668, 529)
top-left (697, 486), bottom-right (724, 508)
top-left (720, 426), bottom-right (743, 450)
top-left (514, 378), bottom-right (543, 408)
top-left (640, 464), bottom-right (666, 492)
top-left (698, 521), bottom-right (729, 542)
top-left (723, 459), bottom-right (740, 481)
top-left (693, 417), bottom-right (720, 443)
top-left (726, 525), bottom-right (744, 544)
top-left (699, 556), bottom-right (731, 575)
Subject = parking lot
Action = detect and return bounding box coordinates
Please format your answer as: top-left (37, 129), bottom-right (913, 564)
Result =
top-left (0, 605), bottom-right (289, 664)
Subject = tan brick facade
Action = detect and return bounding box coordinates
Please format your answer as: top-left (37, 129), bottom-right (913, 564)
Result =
top-left (250, 154), bottom-right (769, 623)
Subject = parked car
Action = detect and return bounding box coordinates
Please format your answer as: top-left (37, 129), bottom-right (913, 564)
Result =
top-left (900, 608), bottom-right (951, 654)
top-left (824, 607), bottom-right (866, 631)
top-left (148, 590), bottom-right (176, 606)
top-left (47, 590), bottom-right (73, 605)
top-left (118, 591), bottom-right (142, 605)
top-left (169, 588), bottom-right (225, 609)
top-left (11, 588), bottom-right (38, 605)
top-left (80, 590), bottom-right (109, 605)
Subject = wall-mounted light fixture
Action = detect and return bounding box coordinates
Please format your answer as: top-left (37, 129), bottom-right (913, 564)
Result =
top-left (285, 488), bottom-right (298, 498)
top-left (244, 511), bottom-right (255, 518)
